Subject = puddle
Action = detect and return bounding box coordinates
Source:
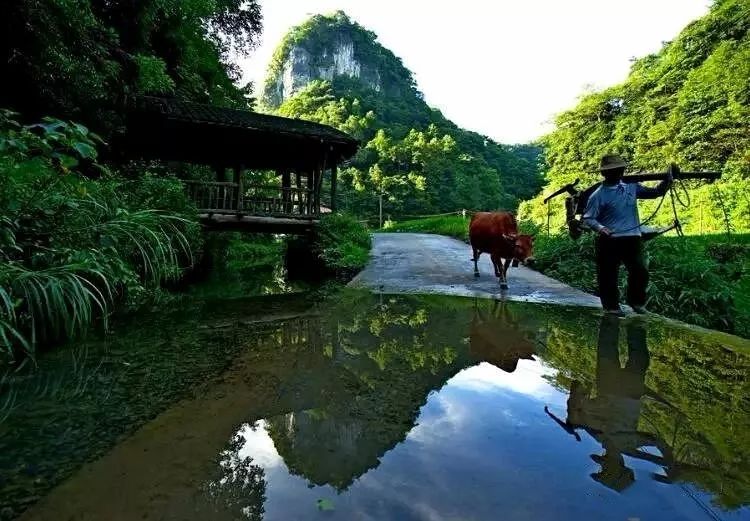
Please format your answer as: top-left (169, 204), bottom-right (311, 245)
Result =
top-left (1, 291), bottom-right (749, 520)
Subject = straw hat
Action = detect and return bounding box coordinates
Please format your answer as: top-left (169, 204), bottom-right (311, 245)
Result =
top-left (590, 453), bottom-right (635, 492)
top-left (599, 154), bottom-right (628, 172)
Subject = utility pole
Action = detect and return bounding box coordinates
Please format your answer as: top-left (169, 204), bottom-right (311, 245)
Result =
top-left (379, 193), bottom-right (383, 229)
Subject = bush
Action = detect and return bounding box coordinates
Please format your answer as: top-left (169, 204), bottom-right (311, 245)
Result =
top-left (316, 213), bottom-right (372, 275)
top-left (532, 233), bottom-right (599, 294)
top-left (387, 215), bottom-right (470, 242)
top-left (532, 232), bottom-right (749, 337)
top-left (0, 111), bottom-right (201, 359)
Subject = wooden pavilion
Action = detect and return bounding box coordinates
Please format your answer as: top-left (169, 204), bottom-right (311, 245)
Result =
top-left (118, 96), bottom-right (359, 234)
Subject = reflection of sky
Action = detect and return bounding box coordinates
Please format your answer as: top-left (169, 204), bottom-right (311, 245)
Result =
top-left (234, 360), bottom-right (741, 521)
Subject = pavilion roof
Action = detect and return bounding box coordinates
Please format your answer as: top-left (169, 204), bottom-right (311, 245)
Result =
top-left (117, 97), bottom-right (359, 171)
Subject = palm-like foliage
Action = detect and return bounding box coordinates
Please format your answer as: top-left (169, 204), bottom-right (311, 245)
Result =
top-left (1, 263), bottom-right (112, 349)
top-left (0, 113), bottom-right (200, 359)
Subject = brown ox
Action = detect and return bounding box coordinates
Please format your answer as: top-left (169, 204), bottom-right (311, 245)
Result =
top-left (469, 211), bottom-right (535, 289)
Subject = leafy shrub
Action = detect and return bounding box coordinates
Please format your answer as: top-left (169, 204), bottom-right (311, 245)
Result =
top-left (532, 232), bottom-right (748, 337)
top-left (646, 237), bottom-right (735, 331)
top-left (387, 215), bottom-right (470, 242)
top-left (315, 213), bottom-right (372, 275)
top-left (532, 234), bottom-right (599, 294)
top-left (0, 111), bottom-right (200, 358)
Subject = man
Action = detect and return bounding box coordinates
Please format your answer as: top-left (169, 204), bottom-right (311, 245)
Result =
top-left (583, 154), bottom-right (672, 315)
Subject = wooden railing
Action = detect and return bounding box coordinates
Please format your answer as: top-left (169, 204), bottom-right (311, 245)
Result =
top-left (184, 181), bottom-right (238, 213)
top-left (183, 180), bottom-right (319, 218)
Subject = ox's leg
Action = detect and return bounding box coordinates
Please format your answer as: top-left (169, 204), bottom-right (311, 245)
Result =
top-left (502, 258), bottom-right (512, 289)
top-left (472, 247), bottom-right (480, 277)
top-left (491, 253), bottom-right (507, 288)
top-left (498, 258), bottom-right (508, 290)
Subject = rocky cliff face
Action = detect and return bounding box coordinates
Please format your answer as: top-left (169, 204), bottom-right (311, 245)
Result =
top-left (270, 38), bottom-right (382, 105)
top-left (262, 12), bottom-right (412, 108)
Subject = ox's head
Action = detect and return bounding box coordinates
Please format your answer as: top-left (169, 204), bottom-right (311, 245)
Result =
top-left (503, 234), bottom-right (535, 267)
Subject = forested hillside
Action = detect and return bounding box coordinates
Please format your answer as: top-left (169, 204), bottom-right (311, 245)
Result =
top-left (262, 12), bottom-right (543, 219)
top-left (520, 0), bottom-right (750, 235)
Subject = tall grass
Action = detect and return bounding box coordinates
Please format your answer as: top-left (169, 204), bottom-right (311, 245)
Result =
top-left (385, 215), bottom-right (470, 242)
top-left (532, 233), bottom-right (749, 337)
top-left (0, 112), bottom-right (200, 359)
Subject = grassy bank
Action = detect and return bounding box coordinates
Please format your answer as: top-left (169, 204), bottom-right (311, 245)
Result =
top-left (386, 216), bottom-right (749, 338)
top-left (532, 233), bottom-right (750, 338)
top-left (385, 215), bottom-right (470, 242)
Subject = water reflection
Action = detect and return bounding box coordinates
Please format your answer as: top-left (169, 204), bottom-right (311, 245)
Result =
top-left (546, 316), bottom-right (657, 491)
top-left (470, 300), bottom-right (537, 373)
top-left (3, 291), bottom-right (750, 520)
top-left (204, 430), bottom-right (266, 520)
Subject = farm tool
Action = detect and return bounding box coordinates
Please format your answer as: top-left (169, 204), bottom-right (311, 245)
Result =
top-left (543, 164), bottom-right (721, 240)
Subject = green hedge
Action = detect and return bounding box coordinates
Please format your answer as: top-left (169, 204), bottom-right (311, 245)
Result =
top-left (385, 215), bottom-right (470, 242)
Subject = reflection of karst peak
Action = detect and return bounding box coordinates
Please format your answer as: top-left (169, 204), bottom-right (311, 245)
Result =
top-left (184, 291), bottom-right (750, 510)
top-left (262, 297), bottom-right (546, 491)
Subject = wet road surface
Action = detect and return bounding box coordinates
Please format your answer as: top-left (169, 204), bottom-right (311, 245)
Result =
top-left (349, 233), bottom-right (602, 307)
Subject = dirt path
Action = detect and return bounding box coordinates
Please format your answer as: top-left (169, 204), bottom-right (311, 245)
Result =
top-left (349, 233), bottom-right (602, 307)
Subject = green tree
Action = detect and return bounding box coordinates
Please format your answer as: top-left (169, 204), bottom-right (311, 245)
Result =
top-left (520, 0), bottom-right (750, 235)
top-left (1, 0), bottom-right (263, 133)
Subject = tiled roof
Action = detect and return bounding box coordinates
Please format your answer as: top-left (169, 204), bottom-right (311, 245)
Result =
top-left (137, 97), bottom-right (357, 146)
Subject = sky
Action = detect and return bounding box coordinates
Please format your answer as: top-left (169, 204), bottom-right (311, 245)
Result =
top-left (236, 0), bottom-right (711, 144)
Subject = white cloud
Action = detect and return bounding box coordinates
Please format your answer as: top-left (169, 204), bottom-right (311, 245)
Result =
top-left (449, 360), bottom-right (557, 398)
top-left (236, 420), bottom-right (285, 469)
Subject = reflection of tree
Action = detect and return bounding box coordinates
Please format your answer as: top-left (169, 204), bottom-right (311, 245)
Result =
top-left (0, 294), bottom-right (316, 518)
top-left (204, 428), bottom-right (267, 520)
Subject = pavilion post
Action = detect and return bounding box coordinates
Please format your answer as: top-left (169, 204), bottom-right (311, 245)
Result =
top-left (314, 153), bottom-right (326, 216)
top-left (295, 171), bottom-right (302, 214)
top-left (314, 168), bottom-right (322, 216)
top-left (330, 163), bottom-right (338, 212)
top-left (233, 166), bottom-right (242, 214)
top-left (281, 170), bottom-right (291, 214)
top-left (306, 168), bottom-right (314, 216)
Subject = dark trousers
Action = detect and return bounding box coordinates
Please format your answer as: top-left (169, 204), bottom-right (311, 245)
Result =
top-left (595, 236), bottom-right (648, 310)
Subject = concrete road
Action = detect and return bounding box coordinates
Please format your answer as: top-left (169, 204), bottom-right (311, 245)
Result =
top-left (349, 233), bottom-right (602, 307)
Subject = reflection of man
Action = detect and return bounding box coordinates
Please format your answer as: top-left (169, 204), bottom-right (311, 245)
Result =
top-left (545, 315), bottom-right (652, 492)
